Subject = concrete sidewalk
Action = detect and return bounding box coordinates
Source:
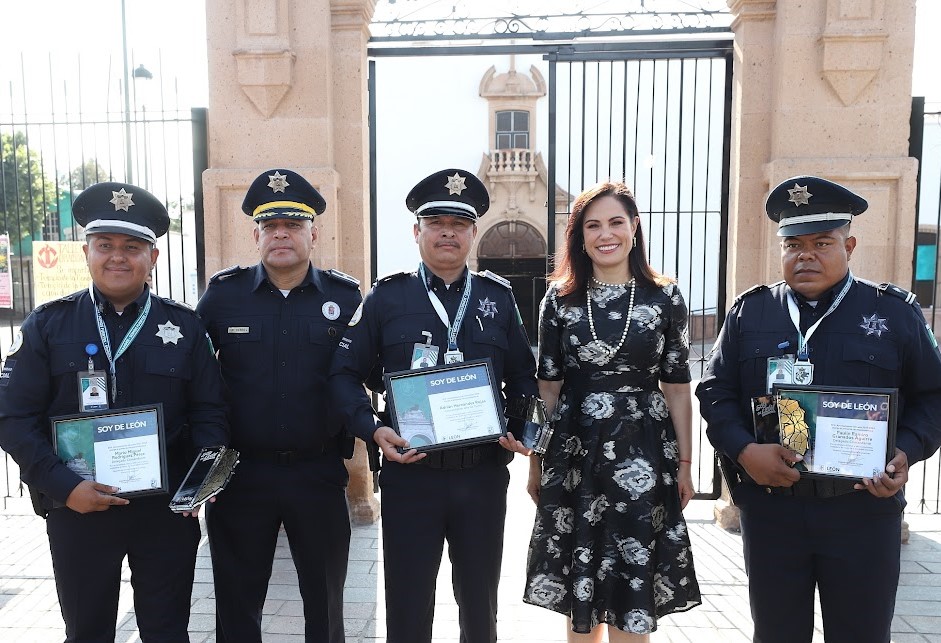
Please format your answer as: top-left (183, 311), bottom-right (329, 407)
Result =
top-left (2, 456), bottom-right (941, 642)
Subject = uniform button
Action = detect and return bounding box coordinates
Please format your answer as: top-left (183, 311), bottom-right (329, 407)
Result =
top-left (282, 330), bottom-right (288, 335)
top-left (869, 355), bottom-right (875, 360)
top-left (281, 393), bottom-right (286, 399)
top-left (169, 367), bottom-right (176, 373)
top-left (328, 327), bottom-right (337, 337)
top-left (281, 361), bottom-right (286, 367)
top-left (280, 424), bottom-right (286, 430)
top-left (754, 349), bottom-right (760, 354)
top-left (69, 361), bottom-right (75, 368)
top-left (400, 334), bottom-right (406, 339)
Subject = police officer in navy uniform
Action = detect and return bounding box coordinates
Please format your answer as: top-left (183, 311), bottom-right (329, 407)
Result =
top-left (696, 176), bottom-right (941, 643)
top-left (0, 181), bottom-right (229, 642)
top-left (196, 169), bottom-right (361, 643)
top-left (329, 168), bottom-right (537, 643)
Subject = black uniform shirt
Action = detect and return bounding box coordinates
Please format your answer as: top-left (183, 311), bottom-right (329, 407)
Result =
top-left (329, 265), bottom-right (538, 442)
top-left (196, 263), bottom-right (362, 451)
top-left (0, 286), bottom-right (229, 504)
top-left (696, 273), bottom-right (941, 467)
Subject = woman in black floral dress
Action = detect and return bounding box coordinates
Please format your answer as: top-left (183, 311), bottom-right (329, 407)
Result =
top-left (522, 182), bottom-right (701, 640)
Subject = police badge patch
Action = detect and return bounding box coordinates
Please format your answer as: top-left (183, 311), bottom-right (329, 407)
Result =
top-left (859, 313), bottom-right (889, 338)
top-left (478, 297), bottom-right (498, 318)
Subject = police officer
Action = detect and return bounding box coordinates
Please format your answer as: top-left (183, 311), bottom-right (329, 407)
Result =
top-left (329, 168), bottom-right (537, 643)
top-left (696, 176), bottom-right (941, 643)
top-left (0, 181), bottom-right (229, 642)
top-left (196, 169), bottom-right (361, 643)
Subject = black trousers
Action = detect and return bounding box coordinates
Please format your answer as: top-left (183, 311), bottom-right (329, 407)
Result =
top-left (46, 494), bottom-right (200, 643)
top-left (734, 484), bottom-right (903, 643)
top-left (207, 456), bottom-right (350, 643)
top-left (379, 460), bottom-right (510, 643)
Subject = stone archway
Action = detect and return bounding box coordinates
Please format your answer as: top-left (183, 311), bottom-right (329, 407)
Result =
top-left (476, 220), bottom-right (547, 341)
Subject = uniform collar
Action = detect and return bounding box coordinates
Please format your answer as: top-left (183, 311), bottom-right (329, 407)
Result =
top-left (421, 263), bottom-right (469, 292)
top-left (253, 262), bottom-right (318, 293)
top-left (789, 271), bottom-right (851, 309)
top-left (91, 283), bottom-right (150, 315)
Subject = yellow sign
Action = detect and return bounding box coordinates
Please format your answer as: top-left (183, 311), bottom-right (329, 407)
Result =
top-left (33, 241), bottom-right (89, 306)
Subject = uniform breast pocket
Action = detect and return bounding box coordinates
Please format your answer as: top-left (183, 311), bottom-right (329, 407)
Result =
top-left (738, 336), bottom-right (785, 391)
top-left (214, 321), bottom-right (264, 361)
top-left (143, 349), bottom-right (193, 400)
top-left (842, 342), bottom-right (899, 387)
top-left (49, 343), bottom-right (92, 377)
top-left (306, 322), bottom-right (343, 369)
top-left (381, 319), bottom-right (429, 366)
top-left (471, 325), bottom-right (509, 358)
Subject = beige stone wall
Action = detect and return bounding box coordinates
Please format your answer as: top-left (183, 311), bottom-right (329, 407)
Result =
top-left (727, 0), bottom-right (918, 297)
top-left (202, 0), bottom-right (374, 287)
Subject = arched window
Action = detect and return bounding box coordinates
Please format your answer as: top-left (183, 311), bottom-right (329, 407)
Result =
top-left (478, 221), bottom-right (545, 258)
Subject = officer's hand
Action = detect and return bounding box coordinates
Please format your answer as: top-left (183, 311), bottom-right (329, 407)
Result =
top-left (526, 455), bottom-right (542, 505)
top-left (498, 431), bottom-right (533, 455)
top-left (855, 448), bottom-right (908, 497)
top-left (65, 480), bottom-right (130, 513)
top-left (182, 495), bottom-right (217, 518)
top-left (373, 426), bottom-right (426, 464)
top-left (737, 443), bottom-right (802, 487)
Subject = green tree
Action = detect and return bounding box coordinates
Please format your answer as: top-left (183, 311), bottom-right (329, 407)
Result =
top-left (0, 131), bottom-right (57, 241)
top-left (62, 159), bottom-right (110, 191)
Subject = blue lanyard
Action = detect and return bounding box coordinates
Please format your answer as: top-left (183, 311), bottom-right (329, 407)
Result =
top-left (89, 285), bottom-right (152, 400)
top-left (418, 264), bottom-right (472, 351)
top-left (786, 273), bottom-right (853, 360)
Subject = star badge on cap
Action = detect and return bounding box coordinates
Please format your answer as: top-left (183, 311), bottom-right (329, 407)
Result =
top-left (267, 171), bottom-right (290, 194)
top-left (156, 321), bottom-right (184, 345)
top-left (446, 173), bottom-right (467, 195)
top-left (787, 183), bottom-right (813, 207)
top-left (110, 188), bottom-right (135, 212)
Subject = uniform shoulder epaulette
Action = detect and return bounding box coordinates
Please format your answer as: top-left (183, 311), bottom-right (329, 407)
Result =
top-left (157, 296), bottom-right (196, 312)
top-left (208, 265), bottom-right (249, 284)
top-left (375, 271), bottom-right (410, 285)
top-left (477, 269), bottom-right (511, 288)
top-left (732, 283), bottom-right (769, 304)
top-left (33, 292), bottom-right (79, 313)
top-left (877, 282), bottom-right (919, 306)
top-left (324, 269), bottom-right (360, 288)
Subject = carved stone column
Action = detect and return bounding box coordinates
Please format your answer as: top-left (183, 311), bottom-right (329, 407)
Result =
top-left (203, 0), bottom-right (379, 524)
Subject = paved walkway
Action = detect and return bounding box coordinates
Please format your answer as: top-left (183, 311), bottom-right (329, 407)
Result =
top-left (1, 456), bottom-right (941, 642)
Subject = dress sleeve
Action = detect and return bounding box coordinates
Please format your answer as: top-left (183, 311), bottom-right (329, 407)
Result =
top-left (536, 286), bottom-right (565, 381)
top-left (659, 283), bottom-right (692, 384)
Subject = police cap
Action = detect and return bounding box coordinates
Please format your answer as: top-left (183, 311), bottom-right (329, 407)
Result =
top-left (242, 169), bottom-right (326, 222)
top-left (73, 181), bottom-right (169, 244)
top-left (766, 175), bottom-right (868, 237)
top-left (406, 169), bottom-right (489, 221)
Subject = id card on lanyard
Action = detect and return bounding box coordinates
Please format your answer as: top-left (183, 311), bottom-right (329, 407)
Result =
top-left (785, 273), bottom-right (854, 385)
top-left (419, 264), bottom-right (471, 364)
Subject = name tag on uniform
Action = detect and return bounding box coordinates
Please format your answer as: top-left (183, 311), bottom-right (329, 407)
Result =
top-left (227, 326), bottom-right (250, 334)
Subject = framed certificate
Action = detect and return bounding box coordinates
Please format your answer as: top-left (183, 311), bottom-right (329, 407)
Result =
top-left (383, 358), bottom-right (506, 453)
top-left (51, 404), bottom-right (168, 497)
top-left (760, 385), bottom-right (897, 481)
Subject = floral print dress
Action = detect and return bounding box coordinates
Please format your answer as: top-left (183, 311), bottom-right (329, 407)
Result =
top-left (523, 280), bottom-right (701, 634)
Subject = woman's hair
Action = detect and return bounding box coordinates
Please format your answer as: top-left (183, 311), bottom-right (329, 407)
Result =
top-left (549, 181), bottom-right (672, 296)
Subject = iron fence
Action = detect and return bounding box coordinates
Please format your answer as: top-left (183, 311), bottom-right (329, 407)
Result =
top-left (0, 56), bottom-right (207, 503)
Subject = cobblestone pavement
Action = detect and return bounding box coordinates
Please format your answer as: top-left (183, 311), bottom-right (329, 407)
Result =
top-left (2, 455), bottom-right (940, 642)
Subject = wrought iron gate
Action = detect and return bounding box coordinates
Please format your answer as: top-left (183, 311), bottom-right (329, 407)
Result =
top-left (368, 37), bottom-right (732, 499)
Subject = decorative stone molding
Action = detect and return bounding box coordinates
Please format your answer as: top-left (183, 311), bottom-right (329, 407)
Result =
top-left (331, 0), bottom-right (377, 31)
top-left (233, 49), bottom-right (296, 118)
top-left (727, 0), bottom-right (776, 29)
top-left (820, 0), bottom-right (888, 106)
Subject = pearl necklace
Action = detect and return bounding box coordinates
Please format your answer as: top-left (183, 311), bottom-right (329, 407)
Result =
top-left (587, 278), bottom-right (636, 357)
